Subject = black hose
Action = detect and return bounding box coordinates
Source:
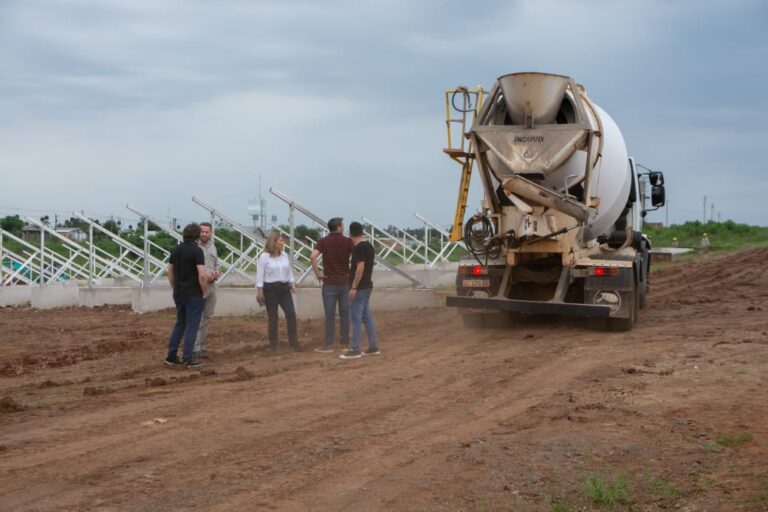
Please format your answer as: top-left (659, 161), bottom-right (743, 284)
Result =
top-left (463, 216), bottom-right (501, 266)
top-left (451, 88), bottom-right (476, 113)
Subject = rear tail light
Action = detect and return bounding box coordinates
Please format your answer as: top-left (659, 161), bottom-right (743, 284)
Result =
top-left (591, 267), bottom-right (620, 276)
top-left (460, 265), bottom-right (487, 275)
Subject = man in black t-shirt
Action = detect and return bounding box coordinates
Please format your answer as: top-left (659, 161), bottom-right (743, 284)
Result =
top-left (340, 221), bottom-right (380, 360)
top-left (164, 223), bottom-right (208, 369)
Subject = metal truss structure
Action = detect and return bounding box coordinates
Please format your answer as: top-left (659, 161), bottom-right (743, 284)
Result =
top-left (269, 188), bottom-right (421, 287)
top-left (1, 190), bottom-right (462, 289)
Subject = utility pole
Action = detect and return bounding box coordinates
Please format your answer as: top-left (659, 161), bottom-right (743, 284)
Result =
top-left (703, 196), bottom-right (708, 224)
top-left (710, 202), bottom-right (715, 223)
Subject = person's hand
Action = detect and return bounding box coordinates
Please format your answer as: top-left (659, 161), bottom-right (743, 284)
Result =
top-left (256, 290), bottom-right (265, 306)
top-left (213, 270), bottom-right (221, 280)
top-left (290, 283), bottom-right (297, 294)
top-left (315, 271), bottom-right (324, 282)
top-left (349, 288), bottom-right (357, 301)
top-left (203, 292), bottom-right (209, 300)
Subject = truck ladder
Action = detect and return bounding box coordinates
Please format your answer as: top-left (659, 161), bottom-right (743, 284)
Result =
top-left (443, 86), bottom-right (484, 242)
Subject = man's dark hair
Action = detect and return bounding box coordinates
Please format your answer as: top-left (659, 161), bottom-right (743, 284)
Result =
top-left (200, 222), bottom-right (212, 229)
top-left (349, 221), bottom-right (364, 237)
top-left (182, 223), bottom-right (201, 241)
top-left (327, 217), bottom-right (343, 232)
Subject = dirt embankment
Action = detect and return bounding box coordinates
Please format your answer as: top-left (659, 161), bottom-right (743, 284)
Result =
top-left (0, 249), bottom-right (767, 511)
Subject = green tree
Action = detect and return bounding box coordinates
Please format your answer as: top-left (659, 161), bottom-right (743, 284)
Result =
top-left (102, 219), bottom-right (120, 234)
top-left (0, 215), bottom-right (24, 234)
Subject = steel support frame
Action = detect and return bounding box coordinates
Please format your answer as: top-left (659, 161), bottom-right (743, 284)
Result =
top-left (269, 188), bottom-right (420, 287)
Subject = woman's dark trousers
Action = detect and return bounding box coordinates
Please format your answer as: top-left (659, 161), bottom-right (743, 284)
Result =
top-left (263, 282), bottom-right (299, 349)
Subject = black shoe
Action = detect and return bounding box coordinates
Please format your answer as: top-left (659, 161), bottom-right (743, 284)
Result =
top-left (339, 350), bottom-right (362, 360)
top-left (185, 358), bottom-right (205, 369)
top-left (363, 348), bottom-right (381, 356)
top-left (164, 355), bottom-right (183, 367)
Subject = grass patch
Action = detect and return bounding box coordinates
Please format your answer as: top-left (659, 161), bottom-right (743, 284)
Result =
top-left (584, 473), bottom-right (632, 510)
top-left (715, 431), bottom-right (753, 448)
top-left (650, 476), bottom-right (681, 497)
top-left (645, 220), bottom-right (768, 251)
top-left (697, 475), bottom-right (715, 489)
top-left (548, 500), bottom-right (579, 512)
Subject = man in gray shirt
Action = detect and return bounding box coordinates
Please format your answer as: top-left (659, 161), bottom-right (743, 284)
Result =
top-left (193, 222), bottom-right (220, 357)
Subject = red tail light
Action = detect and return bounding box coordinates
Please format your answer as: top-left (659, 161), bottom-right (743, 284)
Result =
top-left (592, 267), bottom-right (620, 276)
top-left (460, 265), bottom-right (487, 275)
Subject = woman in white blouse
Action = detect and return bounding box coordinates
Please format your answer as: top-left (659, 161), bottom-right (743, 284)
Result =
top-left (256, 232), bottom-right (300, 351)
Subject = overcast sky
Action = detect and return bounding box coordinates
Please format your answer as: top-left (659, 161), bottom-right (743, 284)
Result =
top-left (1, 0), bottom-right (766, 230)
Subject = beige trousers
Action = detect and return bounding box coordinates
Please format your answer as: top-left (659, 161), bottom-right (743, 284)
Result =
top-left (193, 285), bottom-right (217, 352)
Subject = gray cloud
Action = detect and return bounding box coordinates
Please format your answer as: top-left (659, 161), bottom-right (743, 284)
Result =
top-left (1, 0), bottom-right (766, 229)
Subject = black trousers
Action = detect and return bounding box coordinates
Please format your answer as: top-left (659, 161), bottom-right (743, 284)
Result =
top-left (263, 281), bottom-right (298, 348)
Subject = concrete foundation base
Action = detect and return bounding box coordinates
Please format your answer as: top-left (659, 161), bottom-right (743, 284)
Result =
top-left (31, 285), bottom-right (80, 309)
top-left (3, 284), bottom-right (440, 318)
top-left (0, 286), bottom-right (32, 307)
top-left (79, 287), bottom-right (134, 308)
top-left (132, 287), bottom-right (438, 319)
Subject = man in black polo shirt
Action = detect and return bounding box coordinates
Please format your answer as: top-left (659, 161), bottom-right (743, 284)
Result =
top-left (340, 221), bottom-right (380, 360)
top-left (164, 223), bottom-right (208, 368)
top-left (310, 217), bottom-right (354, 353)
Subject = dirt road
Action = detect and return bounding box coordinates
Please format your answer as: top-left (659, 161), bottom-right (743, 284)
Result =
top-left (1, 249), bottom-right (767, 511)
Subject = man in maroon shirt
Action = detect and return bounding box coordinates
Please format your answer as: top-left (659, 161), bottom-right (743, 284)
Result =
top-left (311, 217), bottom-right (354, 353)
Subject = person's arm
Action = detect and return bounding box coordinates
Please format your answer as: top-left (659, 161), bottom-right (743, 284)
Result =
top-left (310, 248), bottom-right (324, 282)
top-left (213, 245), bottom-right (221, 280)
top-left (167, 264), bottom-right (174, 289)
top-left (287, 254), bottom-right (297, 293)
top-left (349, 261), bottom-right (364, 300)
top-left (255, 254), bottom-right (265, 304)
top-left (197, 265), bottom-right (208, 298)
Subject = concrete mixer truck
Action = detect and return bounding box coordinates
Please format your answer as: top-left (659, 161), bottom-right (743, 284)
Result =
top-left (443, 72), bottom-right (666, 330)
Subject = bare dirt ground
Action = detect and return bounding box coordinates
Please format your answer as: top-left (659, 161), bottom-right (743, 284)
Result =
top-left (1, 249), bottom-right (767, 511)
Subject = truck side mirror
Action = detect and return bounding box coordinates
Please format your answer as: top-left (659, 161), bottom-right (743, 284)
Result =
top-left (649, 171), bottom-right (664, 186)
top-left (651, 185), bottom-right (665, 207)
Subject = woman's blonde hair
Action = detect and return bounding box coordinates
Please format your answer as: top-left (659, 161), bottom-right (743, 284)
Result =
top-left (264, 231), bottom-right (284, 257)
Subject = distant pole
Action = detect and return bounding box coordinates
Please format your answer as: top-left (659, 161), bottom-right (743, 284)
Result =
top-left (702, 196), bottom-right (708, 224)
top-left (288, 204), bottom-right (295, 267)
top-left (710, 203), bottom-right (715, 222)
top-left (142, 217), bottom-right (150, 288)
top-left (88, 224), bottom-right (94, 288)
top-left (0, 229), bottom-right (5, 285)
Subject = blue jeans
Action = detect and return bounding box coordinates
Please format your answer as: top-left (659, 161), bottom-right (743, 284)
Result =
top-left (167, 294), bottom-right (206, 361)
top-left (321, 283), bottom-right (350, 347)
top-left (351, 288), bottom-right (377, 353)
